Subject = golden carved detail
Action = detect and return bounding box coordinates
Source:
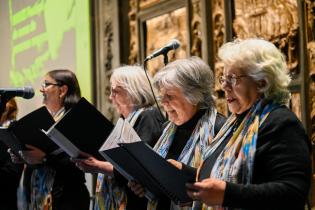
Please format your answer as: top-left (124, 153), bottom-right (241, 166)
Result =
top-left (146, 7), bottom-right (188, 75)
top-left (190, 0), bottom-right (202, 57)
top-left (233, 0), bottom-right (299, 74)
top-left (139, 0), bottom-right (166, 9)
top-left (128, 0), bottom-right (138, 64)
top-left (212, 0), bottom-right (225, 54)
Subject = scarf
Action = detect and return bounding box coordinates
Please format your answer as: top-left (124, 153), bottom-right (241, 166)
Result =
top-left (196, 99), bottom-right (278, 210)
top-left (148, 108), bottom-right (218, 210)
top-left (94, 108), bottom-right (145, 210)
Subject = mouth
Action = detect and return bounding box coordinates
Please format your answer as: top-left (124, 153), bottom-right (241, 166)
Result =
top-left (226, 96), bottom-right (235, 103)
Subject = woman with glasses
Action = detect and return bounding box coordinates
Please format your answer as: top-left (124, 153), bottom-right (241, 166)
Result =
top-left (129, 56), bottom-right (226, 210)
top-left (73, 65), bottom-right (165, 210)
top-left (185, 39), bottom-right (311, 210)
top-left (10, 69), bottom-right (90, 210)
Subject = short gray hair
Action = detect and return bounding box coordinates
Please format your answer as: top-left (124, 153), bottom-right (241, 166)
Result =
top-left (110, 65), bottom-right (155, 108)
top-left (218, 38), bottom-right (291, 105)
top-left (153, 56), bottom-right (215, 109)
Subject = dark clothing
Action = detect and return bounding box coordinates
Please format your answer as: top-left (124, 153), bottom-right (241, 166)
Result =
top-left (0, 141), bottom-right (23, 210)
top-left (156, 111), bottom-right (226, 210)
top-left (198, 106), bottom-right (311, 210)
top-left (24, 152), bottom-right (90, 210)
top-left (114, 107), bottom-right (165, 210)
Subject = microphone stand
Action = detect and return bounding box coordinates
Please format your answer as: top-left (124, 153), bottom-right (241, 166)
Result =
top-left (143, 61), bottom-right (165, 121)
top-left (162, 52), bottom-right (169, 66)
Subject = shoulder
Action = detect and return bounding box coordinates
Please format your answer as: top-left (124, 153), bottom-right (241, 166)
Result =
top-left (138, 107), bottom-right (165, 124)
top-left (258, 105), bottom-right (310, 151)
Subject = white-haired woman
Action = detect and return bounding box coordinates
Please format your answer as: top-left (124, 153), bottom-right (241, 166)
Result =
top-left (129, 56), bottom-right (226, 210)
top-left (73, 65), bottom-right (165, 210)
top-left (186, 39), bottom-right (311, 210)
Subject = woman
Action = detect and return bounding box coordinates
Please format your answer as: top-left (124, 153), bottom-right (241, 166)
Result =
top-left (186, 39), bottom-right (311, 210)
top-left (0, 98), bottom-right (23, 210)
top-left (129, 56), bottom-right (226, 210)
top-left (11, 69), bottom-right (90, 210)
top-left (73, 65), bottom-right (165, 210)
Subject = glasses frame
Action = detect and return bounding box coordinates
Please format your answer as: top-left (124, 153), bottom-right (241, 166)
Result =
top-left (219, 74), bottom-right (248, 87)
top-left (41, 82), bottom-right (61, 89)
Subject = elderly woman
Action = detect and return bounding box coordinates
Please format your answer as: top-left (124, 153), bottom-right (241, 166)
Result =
top-left (129, 56), bottom-right (226, 210)
top-left (186, 39), bottom-right (311, 210)
top-left (10, 69), bottom-right (90, 210)
top-left (73, 65), bottom-right (165, 210)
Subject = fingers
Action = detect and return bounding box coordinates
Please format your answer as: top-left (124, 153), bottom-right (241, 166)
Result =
top-left (187, 190), bottom-right (200, 201)
top-left (128, 181), bottom-right (145, 197)
top-left (167, 159), bottom-right (182, 170)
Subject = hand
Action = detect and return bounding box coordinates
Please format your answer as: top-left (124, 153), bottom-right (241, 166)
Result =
top-left (167, 159), bottom-right (182, 170)
top-left (19, 144), bottom-right (46, 165)
top-left (7, 148), bottom-right (24, 164)
top-left (186, 178), bottom-right (226, 206)
top-left (128, 180), bottom-right (145, 197)
top-left (72, 156), bottom-right (114, 175)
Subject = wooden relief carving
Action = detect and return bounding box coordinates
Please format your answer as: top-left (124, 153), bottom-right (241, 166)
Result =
top-left (128, 0), bottom-right (138, 64)
top-left (212, 0), bottom-right (225, 55)
top-left (291, 92), bottom-right (302, 121)
top-left (233, 0), bottom-right (299, 75)
top-left (139, 0), bottom-right (165, 9)
top-left (190, 0), bottom-right (202, 57)
top-left (146, 7), bottom-right (188, 75)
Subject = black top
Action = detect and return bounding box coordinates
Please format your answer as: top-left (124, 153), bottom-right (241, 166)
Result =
top-left (0, 141), bottom-right (23, 210)
top-left (156, 110), bottom-right (226, 210)
top-left (197, 106), bottom-right (311, 210)
top-left (114, 107), bottom-right (165, 210)
top-left (23, 152), bottom-right (90, 210)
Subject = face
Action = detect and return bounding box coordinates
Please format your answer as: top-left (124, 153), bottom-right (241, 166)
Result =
top-left (109, 81), bottom-right (134, 118)
top-left (220, 66), bottom-right (261, 114)
top-left (159, 86), bottom-right (198, 125)
top-left (40, 75), bottom-right (64, 113)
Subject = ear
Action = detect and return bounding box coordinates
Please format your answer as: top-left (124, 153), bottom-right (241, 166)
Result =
top-left (59, 85), bottom-right (68, 99)
top-left (257, 79), bottom-right (267, 89)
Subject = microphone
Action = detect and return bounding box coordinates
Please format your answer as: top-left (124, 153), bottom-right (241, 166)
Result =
top-left (144, 39), bottom-right (180, 61)
top-left (0, 86), bottom-right (35, 99)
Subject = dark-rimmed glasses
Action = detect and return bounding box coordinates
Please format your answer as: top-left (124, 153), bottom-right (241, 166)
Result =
top-left (41, 82), bottom-right (61, 89)
top-left (219, 74), bottom-right (248, 87)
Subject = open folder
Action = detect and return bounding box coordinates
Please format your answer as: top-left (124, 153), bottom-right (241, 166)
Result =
top-left (0, 106), bottom-right (58, 154)
top-left (99, 125), bottom-right (193, 205)
top-left (43, 97), bottom-right (114, 160)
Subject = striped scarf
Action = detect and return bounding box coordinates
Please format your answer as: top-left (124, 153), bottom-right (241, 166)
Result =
top-left (94, 108), bottom-right (145, 210)
top-left (196, 99), bottom-right (277, 210)
top-left (148, 108), bottom-right (218, 210)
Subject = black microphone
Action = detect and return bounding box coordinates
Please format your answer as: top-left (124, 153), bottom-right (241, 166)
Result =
top-left (144, 39), bottom-right (180, 61)
top-left (0, 86), bottom-right (35, 99)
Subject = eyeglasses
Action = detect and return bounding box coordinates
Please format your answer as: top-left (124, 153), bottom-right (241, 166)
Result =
top-left (219, 74), bottom-right (248, 87)
top-left (41, 82), bottom-right (61, 89)
top-left (156, 94), bottom-right (176, 102)
top-left (110, 86), bottom-right (125, 97)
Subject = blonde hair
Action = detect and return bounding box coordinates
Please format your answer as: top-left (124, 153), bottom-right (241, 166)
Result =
top-left (218, 38), bottom-right (291, 104)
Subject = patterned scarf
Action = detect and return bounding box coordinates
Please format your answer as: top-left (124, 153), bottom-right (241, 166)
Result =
top-left (94, 108), bottom-right (145, 210)
top-left (196, 99), bottom-right (278, 210)
top-left (148, 108), bottom-right (218, 210)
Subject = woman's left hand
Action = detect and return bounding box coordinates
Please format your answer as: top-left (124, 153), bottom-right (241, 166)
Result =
top-left (186, 178), bottom-right (226, 206)
top-left (19, 144), bottom-right (46, 165)
top-left (167, 159), bottom-right (182, 170)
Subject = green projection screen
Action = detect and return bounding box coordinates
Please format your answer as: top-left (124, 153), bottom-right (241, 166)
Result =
top-left (0, 0), bottom-right (92, 117)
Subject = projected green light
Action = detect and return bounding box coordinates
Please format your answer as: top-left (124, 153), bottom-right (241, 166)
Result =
top-left (8, 0), bottom-right (92, 101)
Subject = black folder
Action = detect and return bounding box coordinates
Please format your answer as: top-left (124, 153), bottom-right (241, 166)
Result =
top-left (0, 106), bottom-right (58, 154)
top-left (44, 97), bottom-right (114, 160)
top-left (100, 141), bottom-right (193, 205)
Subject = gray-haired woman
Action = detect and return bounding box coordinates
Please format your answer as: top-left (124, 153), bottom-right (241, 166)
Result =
top-left (73, 65), bottom-right (165, 210)
top-left (186, 38), bottom-right (311, 210)
top-left (129, 56), bottom-right (226, 210)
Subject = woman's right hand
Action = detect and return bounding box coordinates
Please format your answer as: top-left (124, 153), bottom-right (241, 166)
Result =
top-left (128, 180), bottom-right (145, 197)
top-left (72, 156), bottom-right (114, 176)
top-left (7, 148), bottom-right (24, 164)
